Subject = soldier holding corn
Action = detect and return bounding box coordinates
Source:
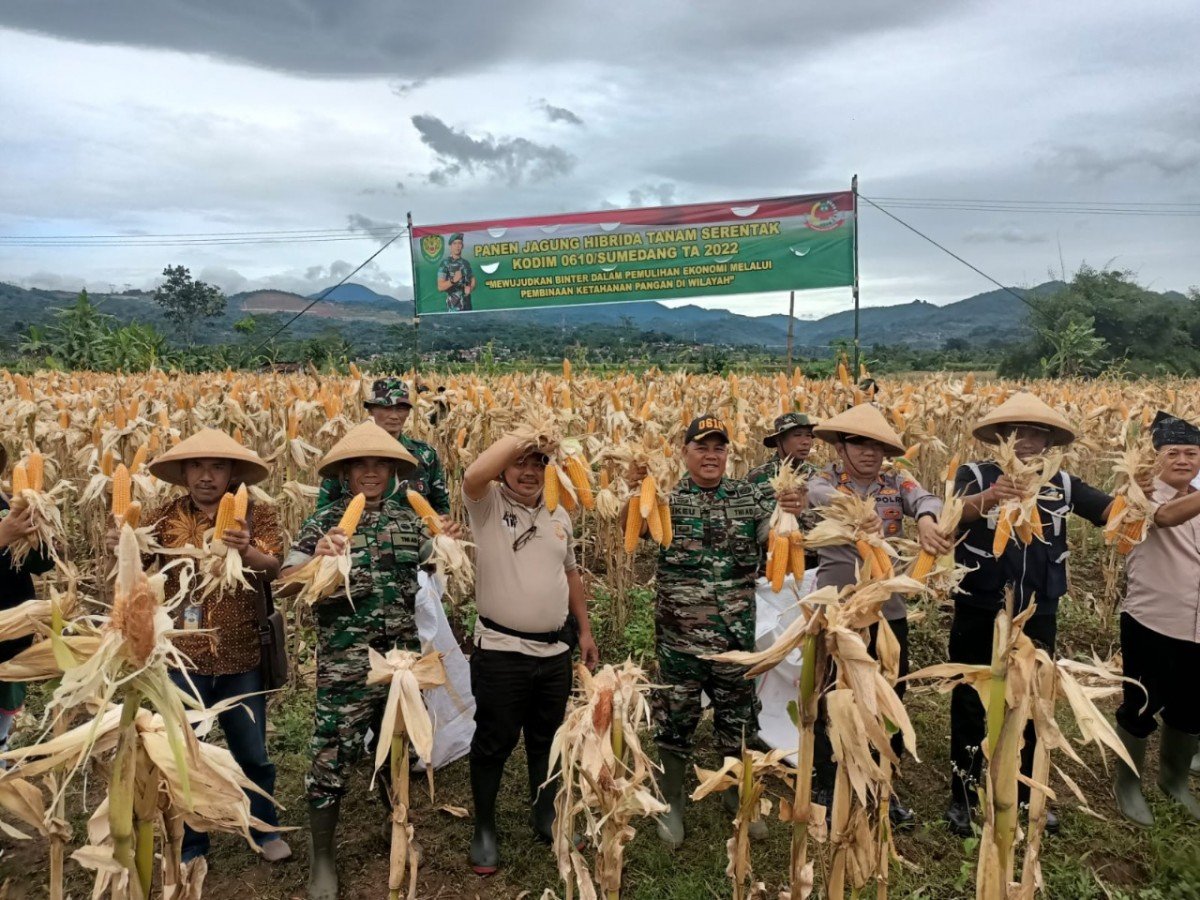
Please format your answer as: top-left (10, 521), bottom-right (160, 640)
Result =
top-left (279, 421), bottom-right (461, 900)
top-left (806, 403), bottom-right (950, 828)
top-left (630, 415), bottom-right (805, 847)
top-left (317, 377), bottom-right (452, 516)
top-left (748, 411), bottom-right (821, 578)
top-left (125, 430), bottom-right (291, 864)
top-left (945, 393), bottom-right (1113, 836)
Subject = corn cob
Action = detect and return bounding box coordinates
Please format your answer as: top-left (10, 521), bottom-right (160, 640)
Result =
top-left (646, 501), bottom-right (664, 544)
top-left (657, 501), bottom-right (673, 547)
top-left (213, 492), bottom-right (237, 540)
top-left (130, 443), bottom-right (149, 472)
top-left (1104, 495), bottom-right (1128, 537)
top-left (25, 452), bottom-right (44, 492)
top-left (910, 549), bottom-right (937, 580)
top-left (233, 482), bottom-right (248, 521)
top-left (873, 543), bottom-right (894, 579)
top-left (638, 475), bottom-right (657, 518)
top-left (544, 463), bottom-right (560, 511)
top-left (100, 449), bottom-right (115, 476)
top-left (339, 492), bottom-right (367, 537)
top-left (563, 456), bottom-right (595, 510)
top-left (559, 476), bottom-right (578, 513)
top-left (788, 531), bottom-right (806, 581)
top-left (993, 508), bottom-right (1013, 556)
top-left (1015, 520), bottom-right (1033, 545)
top-left (623, 500), bottom-right (642, 553)
top-left (769, 531), bottom-right (788, 592)
top-left (10, 464), bottom-right (28, 494)
top-left (855, 539), bottom-right (875, 579)
top-left (111, 464), bottom-right (132, 521)
top-left (406, 490), bottom-right (442, 535)
top-left (123, 500), bottom-right (142, 529)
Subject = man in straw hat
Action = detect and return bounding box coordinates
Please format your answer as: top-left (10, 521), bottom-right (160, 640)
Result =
top-left (808, 402), bottom-right (952, 827)
top-left (280, 421), bottom-right (461, 900)
top-left (460, 428), bottom-right (598, 875)
top-left (628, 415), bottom-right (805, 848)
top-left (944, 391), bottom-right (1114, 836)
top-left (1112, 411), bottom-right (1200, 827)
top-left (317, 376), bottom-right (452, 518)
top-left (132, 428), bottom-right (290, 863)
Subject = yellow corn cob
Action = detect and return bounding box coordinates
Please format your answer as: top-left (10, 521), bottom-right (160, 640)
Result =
top-left (57, 410), bottom-right (70, 429)
top-left (1015, 519), bottom-right (1033, 545)
top-left (123, 500), bottom-right (142, 529)
top-left (769, 531), bottom-right (789, 592)
top-left (562, 456), bottom-right (594, 510)
top-left (993, 508), bottom-right (1013, 557)
top-left (646, 501), bottom-right (664, 544)
top-left (1117, 518), bottom-right (1146, 554)
top-left (126, 398), bottom-right (139, 422)
top-left (287, 411), bottom-right (300, 440)
top-left (623, 500), bottom-right (642, 553)
top-left (115, 406), bottom-right (128, 430)
top-left (1105, 495), bottom-right (1128, 538)
top-left (233, 483), bottom-right (248, 522)
top-left (836, 359), bottom-right (851, 386)
top-left (544, 464), bottom-right (560, 511)
top-left (25, 452), bottom-right (44, 492)
top-left (157, 407), bottom-right (170, 429)
top-left (213, 492), bottom-right (237, 541)
top-left (406, 490), bottom-right (442, 534)
top-left (562, 358), bottom-right (571, 380)
top-left (873, 544), bottom-right (894, 579)
top-left (599, 468), bottom-right (611, 490)
top-left (100, 449), bottom-right (115, 476)
top-left (146, 432), bottom-right (161, 454)
top-left (10, 464), bottom-right (28, 494)
top-left (855, 539), bottom-right (875, 579)
top-left (559, 477), bottom-right (578, 513)
top-left (910, 549), bottom-right (936, 580)
top-left (657, 500), bottom-right (673, 547)
top-left (111, 464), bottom-right (132, 520)
top-left (456, 427), bottom-right (468, 449)
top-left (350, 362), bottom-right (362, 379)
top-left (339, 493), bottom-right (367, 537)
top-left (638, 475), bottom-right (657, 519)
top-left (130, 444), bottom-right (149, 473)
top-left (788, 531), bottom-right (806, 581)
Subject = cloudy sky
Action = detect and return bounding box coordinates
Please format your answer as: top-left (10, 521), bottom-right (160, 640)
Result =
top-left (1, 0), bottom-right (1197, 320)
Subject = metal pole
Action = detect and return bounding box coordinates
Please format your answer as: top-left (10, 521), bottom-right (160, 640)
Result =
top-left (851, 174), bottom-right (861, 377)
top-left (406, 211), bottom-right (421, 370)
top-left (785, 290), bottom-right (795, 373)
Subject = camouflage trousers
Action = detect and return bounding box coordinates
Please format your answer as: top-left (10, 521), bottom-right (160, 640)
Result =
top-left (306, 637), bottom-right (419, 808)
top-left (652, 643), bottom-right (760, 759)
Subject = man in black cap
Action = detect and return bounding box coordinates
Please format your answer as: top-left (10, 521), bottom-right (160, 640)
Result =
top-left (437, 233), bottom-right (476, 311)
top-left (1112, 411), bottom-right (1200, 826)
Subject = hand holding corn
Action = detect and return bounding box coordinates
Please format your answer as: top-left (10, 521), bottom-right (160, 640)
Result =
top-left (316, 527), bottom-right (349, 557)
top-left (916, 515), bottom-right (953, 555)
top-left (219, 516), bottom-right (252, 553)
top-left (775, 486), bottom-right (806, 516)
top-left (0, 505), bottom-right (37, 548)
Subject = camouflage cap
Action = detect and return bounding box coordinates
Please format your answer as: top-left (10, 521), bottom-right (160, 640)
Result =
top-left (448, 232), bottom-right (464, 244)
top-left (363, 377), bottom-right (412, 408)
top-left (763, 412), bottom-right (816, 448)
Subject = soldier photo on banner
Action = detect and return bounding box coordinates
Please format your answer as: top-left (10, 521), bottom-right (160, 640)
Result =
top-left (436, 232), bottom-right (476, 311)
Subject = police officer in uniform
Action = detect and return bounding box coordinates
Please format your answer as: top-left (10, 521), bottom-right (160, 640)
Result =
top-left (807, 403), bottom-right (950, 827)
top-left (437, 232), bottom-right (476, 311)
top-left (318, 377), bottom-right (452, 518)
top-left (945, 392), bottom-right (1113, 835)
top-left (638, 415), bottom-right (805, 847)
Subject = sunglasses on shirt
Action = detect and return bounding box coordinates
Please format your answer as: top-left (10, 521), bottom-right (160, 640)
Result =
top-left (513, 523), bottom-right (538, 552)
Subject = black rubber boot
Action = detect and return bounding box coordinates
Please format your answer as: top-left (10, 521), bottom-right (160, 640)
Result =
top-left (888, 793), bottom-right (916, 830)
top-left (306, 799), bottom-right (340, 900)
top-left (528, 750), bottom-right (557, 843)
top-left (1158, 725), bottom-right (1200, 820)
top-left (656, 749), bottom-right (688, 847)
top-left (945, 798), bottom-right (973, 836)
top-left (469, 758), bottom-right (504, 875)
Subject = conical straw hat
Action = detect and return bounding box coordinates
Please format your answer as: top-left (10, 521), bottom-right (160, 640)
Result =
top-left (812, 404), bottom-right (906, 457)
top-left (972, 392), bottom-right (1076, 446)
top-left (147, 428), bottom-right (270, 486)
top-left (317, 421), bottom-right (419, 480)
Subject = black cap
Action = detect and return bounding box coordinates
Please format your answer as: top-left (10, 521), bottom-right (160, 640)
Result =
top-left (1151, 410), bottom-right (1200, 449)
top-left (684, 414), bottom-right (729, 444)
top-left (449, 232), bottom-right (464, 244)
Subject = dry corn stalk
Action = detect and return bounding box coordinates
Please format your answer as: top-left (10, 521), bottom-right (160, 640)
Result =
top-left (366, 648), bottom-right (447, 900)
top-left (549, 662), bottom-right (665, 900)
top-left (908, 593), bottom-right (1138, 899)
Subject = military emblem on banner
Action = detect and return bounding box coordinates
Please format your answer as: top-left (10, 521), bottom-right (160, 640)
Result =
top-left (805, 198), bottom-right (846, 232)
top-left (420, 234), bottom-right (444, 262)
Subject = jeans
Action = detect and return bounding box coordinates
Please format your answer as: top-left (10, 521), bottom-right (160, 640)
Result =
top-left (170, 668), bottom-right (279, 859)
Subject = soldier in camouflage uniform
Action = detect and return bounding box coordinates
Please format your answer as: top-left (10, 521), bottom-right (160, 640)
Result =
top-left (747, 412), bottom-right (821, 574)
top-left (631, 415), bottom-right (805, 847)
top-left (281, 421), bottom-right (462, 900)
top-left (437, 232), bottom-right (476, 311)
top-left (317, 377), bottom-right (453, 517)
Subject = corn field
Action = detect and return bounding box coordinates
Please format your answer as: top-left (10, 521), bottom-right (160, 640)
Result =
top-left (0, 364), bottom-right (1193, 898)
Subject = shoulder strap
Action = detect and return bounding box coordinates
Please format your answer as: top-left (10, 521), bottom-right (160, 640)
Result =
top-left (1059, 471), bottom-right (1072, 507)
top-left (967, 462), bottom-right (985, 492)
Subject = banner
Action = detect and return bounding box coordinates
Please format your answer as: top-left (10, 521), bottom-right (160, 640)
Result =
top-left (409, 191), bottom-right (854, 315)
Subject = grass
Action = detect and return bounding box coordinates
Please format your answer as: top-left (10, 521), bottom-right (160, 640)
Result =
top-left (5, 552), bottom-right (1200, 898)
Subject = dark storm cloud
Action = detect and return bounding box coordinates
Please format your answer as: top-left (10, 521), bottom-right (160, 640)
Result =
top-left (537, 99), bottom-right (584, 126)
top-left (411, 114), bottom-right (574, 185)
top-left (0, 0), bottom-right (957, 78)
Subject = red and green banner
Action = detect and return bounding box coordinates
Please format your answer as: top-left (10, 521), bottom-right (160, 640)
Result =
top-left (409, 191), bottom-right (854, 315)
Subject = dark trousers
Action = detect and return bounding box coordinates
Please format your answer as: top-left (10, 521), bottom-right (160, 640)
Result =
top-left (948, 605), bottom-right (1057, 806)
top-left (1117, 612), bottom-right (1200, 738)
top-left (170, 668), bottom-right (279, 859)
top-left (814, 617), bottom-right (909, 791)
top-left (469, 647), bottom-right (572, 802)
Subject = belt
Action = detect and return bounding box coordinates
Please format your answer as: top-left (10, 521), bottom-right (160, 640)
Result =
top-left (478, 615), bottom-right (564, 644)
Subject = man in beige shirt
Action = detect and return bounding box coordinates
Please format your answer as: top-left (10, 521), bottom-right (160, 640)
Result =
top-left (1114, 411), bottom-right (1200, 826)
top-left (461, 431), bottom-right (598, 876)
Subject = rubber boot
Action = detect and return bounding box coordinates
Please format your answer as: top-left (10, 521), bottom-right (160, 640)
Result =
top-left (306, 799), bottom-right (340, 900)
top-left (656, 749), bottom-right (688, 847)
top-left (722, 786), bottom-right (767, 839)
top-left (469, 758), bottom-right (504, 875)
top-left (1113, 725), bottom-right (1153, 827)
top-left (528, 749), bottom-right (556, 843)
top-left (1157, 725), bottom-right (1200, 820)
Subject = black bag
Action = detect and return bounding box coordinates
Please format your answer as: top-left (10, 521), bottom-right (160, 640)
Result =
top-left (256, 580), bottom-right (289, 691)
